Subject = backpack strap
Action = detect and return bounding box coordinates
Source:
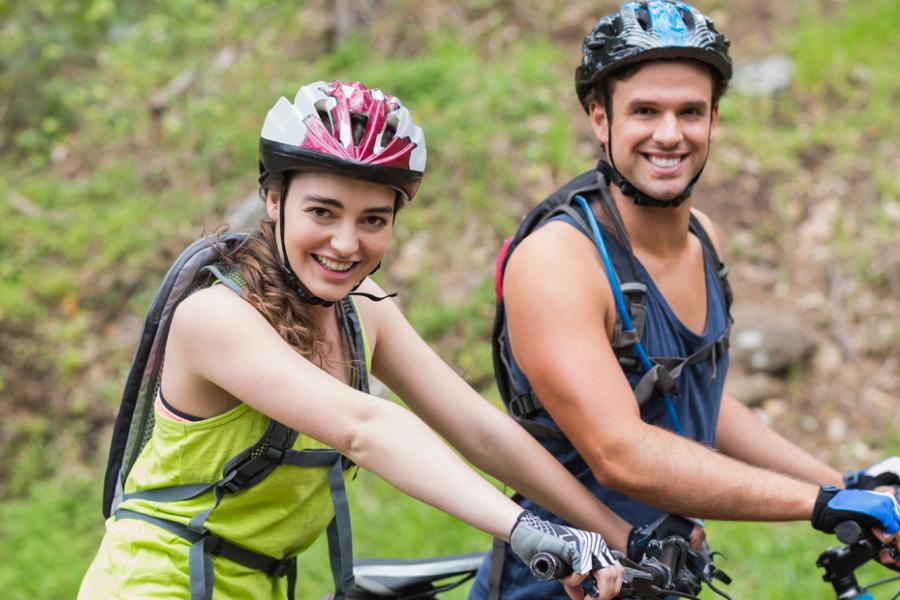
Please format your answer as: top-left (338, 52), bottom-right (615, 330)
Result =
top-left (118, 420), bottom-right (356, 600)
top-left (688, 212), bottom-right (733, 319)
top-left (493, 174), bottom-right (605, 440)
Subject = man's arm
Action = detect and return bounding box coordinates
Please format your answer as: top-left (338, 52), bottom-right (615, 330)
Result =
top-left (691, 209), bottom-right (844, 488)
top-left (504, 222), bottom-right (818, 522)
top-left (717, 392), bottom-right (843, 487)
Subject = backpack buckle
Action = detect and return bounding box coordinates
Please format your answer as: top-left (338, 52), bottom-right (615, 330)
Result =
top-left (268, 558), bottom-right (294, 578)
top-left (265, 446), bottom-right (285, 462)
top-left (219, 470), bottom-right (247, 494)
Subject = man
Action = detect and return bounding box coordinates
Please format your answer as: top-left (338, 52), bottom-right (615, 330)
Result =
top-left (469, 2), bottom-right (900, 598)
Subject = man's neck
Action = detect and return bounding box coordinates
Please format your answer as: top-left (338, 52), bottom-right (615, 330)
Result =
top-left (604, 183), bottom-right (693, 257)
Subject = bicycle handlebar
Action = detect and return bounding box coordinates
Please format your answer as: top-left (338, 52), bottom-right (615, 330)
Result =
top-left (529, 536), bottom-right (732, 600)
top-left (818, 519), bottom-right (900, 599)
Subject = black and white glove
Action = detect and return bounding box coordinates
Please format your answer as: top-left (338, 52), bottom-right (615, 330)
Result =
top-left (844, 457), bottom-right (900, 490)
top-left (626, 513), bottom-right (697, 561)
top-left (509, 511), bottom-right (617, 575)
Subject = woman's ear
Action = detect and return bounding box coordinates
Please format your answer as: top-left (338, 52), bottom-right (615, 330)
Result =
top-left (265, 189), bottom-right (280, 221)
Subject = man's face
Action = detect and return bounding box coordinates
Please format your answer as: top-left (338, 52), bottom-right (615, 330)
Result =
top-left (590, 60), bottom-right (719, 201)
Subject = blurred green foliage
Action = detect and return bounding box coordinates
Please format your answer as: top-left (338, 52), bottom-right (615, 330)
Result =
top-left (1, 0), bottom-right (898, 597)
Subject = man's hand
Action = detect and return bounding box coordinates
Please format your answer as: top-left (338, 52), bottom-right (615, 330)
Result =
top-left (844, 457), bottom-right (900, 490)
top-left (812, 486), bottom-right (900, 535)
top-left (626, 514), bottom-right (703, 561)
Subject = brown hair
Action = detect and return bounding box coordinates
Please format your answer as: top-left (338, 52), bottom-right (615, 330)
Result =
top-left (221, 219), bottom-right (331, 367)
top-left (585, 58), bottom-right (728, 115)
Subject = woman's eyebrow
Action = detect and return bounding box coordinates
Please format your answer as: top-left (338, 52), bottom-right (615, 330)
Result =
top-left (303, 195), bottom-right (343, 208)
top-left (362, 205), bottom-right (395, 215)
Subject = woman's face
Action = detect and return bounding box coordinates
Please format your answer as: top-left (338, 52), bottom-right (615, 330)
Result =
top-left (267, 171), bottom-right (396, 302)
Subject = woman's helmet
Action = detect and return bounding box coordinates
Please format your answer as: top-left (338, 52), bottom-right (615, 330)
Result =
top-left (259, 80), bottom-right (426, 201)
top-left (574, 1), bottom-right (732, 208)
top-left (258, 81), bottom-right (426, 306)
top-left (575, 1), bottom-right (732, 112)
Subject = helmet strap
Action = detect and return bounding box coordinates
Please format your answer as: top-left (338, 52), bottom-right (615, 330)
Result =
top-left (277, 177), bottom-right (335, 307)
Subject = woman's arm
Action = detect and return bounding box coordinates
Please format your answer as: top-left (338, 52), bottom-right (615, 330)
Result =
top-left (168, 285), bottom-right (520, 540)
top-left (360, 280), bottom-right (632, 551)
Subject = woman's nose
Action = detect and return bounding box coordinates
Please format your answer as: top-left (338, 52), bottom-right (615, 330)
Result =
top-left (330, 222), bottom-right (359, 256)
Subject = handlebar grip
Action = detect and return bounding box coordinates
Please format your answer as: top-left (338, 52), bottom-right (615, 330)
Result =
top-left (834, 520), bottom-right (864, 545)
top-left (530, 552), bottom-right (572, 581)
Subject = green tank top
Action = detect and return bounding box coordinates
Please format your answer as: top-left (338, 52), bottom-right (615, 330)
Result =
top-left (120, 297), bottom-right (370, 557)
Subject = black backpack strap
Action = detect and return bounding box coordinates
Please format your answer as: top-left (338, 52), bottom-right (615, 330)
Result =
top-left (631, 328), bottom-right (730, 406)
top-left (116, 508), bottom-right (297, 599)
top-left (590, 175), bottom-right (651, 373)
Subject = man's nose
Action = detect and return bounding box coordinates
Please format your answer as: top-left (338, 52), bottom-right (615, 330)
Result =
top-left (653, 113), bottom-right (683, 146)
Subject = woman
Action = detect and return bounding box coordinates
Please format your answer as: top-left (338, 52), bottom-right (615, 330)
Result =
top-left (79, 80), bottom-right (627, 600)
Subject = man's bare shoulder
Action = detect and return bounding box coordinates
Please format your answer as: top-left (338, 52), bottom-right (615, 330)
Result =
top-left (504, 219), bottom-right (614, 322)
top-left (690, 207), bottom-right (724, 256)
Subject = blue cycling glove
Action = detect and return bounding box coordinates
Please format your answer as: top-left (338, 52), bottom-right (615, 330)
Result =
top-left (844, 457), bottom-right (900, 490)
top-left (812, 485), bottom-right (900, 535)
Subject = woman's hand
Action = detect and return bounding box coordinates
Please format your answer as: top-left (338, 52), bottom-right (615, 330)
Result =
top-left (561, 563), bottom-right (625, 600)
top-left (508, 511), bottom-right (623, 599)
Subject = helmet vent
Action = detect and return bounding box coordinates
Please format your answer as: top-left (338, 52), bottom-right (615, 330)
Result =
top-left (316, 109), bottom-right (334, 135)
top-left (635, 6), bottom-right (651, 31)
top-left (382, 123), bottom-right (396, 145)
top-left (350, 113), bottom-right (368, 146)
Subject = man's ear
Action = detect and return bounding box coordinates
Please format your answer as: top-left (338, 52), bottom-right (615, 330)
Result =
top-left (709, 103), bottom-right (719, 143)
top-left (588, 100), bottom-right (609, 145)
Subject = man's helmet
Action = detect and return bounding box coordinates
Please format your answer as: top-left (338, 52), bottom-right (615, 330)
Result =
top-left (575, 1), bottom-right (732, 208)
top-left (259, 80), bottom-right (426, 201)
top-left (575, 1), bottom-right (732, 112)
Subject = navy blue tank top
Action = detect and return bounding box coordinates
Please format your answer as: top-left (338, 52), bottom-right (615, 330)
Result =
top-left (511, 213), bottom-right (731, 526)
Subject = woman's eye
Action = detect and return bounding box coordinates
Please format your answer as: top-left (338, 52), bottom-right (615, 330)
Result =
top-left (310, 207), bottom-right (332, 218)
top-left (363, 216), bottom-right (388, 227)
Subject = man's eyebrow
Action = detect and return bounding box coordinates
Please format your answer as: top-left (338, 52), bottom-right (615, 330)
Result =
top-left (626, 98), bottom-right (710, 110)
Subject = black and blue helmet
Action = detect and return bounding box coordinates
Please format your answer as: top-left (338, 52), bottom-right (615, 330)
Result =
top-left (575, 1), bottom-right (732, 111)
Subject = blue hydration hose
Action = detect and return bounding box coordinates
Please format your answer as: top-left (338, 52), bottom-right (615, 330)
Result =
top-left (573, 194), bottom-right (684, 434)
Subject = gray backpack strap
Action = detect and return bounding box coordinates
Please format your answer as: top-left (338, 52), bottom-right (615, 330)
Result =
top-left (117, 425), bottom-right (356, 600)
top-left (487, 537), bottom-right (508, 600)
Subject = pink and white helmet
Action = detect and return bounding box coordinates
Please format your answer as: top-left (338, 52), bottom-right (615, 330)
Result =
top-left (259, 80), bottom-right (426, 200)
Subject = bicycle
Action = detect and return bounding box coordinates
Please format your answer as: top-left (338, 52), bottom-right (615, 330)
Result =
top-left (339, 518), bottom-right (900, 599)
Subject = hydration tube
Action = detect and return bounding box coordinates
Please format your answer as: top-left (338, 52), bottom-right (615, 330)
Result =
top-left (573, 194), bottom-right (684, 434)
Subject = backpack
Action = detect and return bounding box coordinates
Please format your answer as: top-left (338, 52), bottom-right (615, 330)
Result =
top-left (101, 232), bottom-right (360, 600)
top-left (491, 165), bottom-right (733, 439)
